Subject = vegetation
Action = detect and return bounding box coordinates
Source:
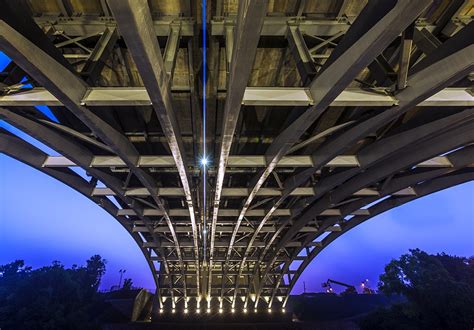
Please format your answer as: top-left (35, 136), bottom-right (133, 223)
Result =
top-left (2, 250), bottom-right (472, 329)
top-left (359, 249), bottom-right (474, 329)
top-left (0, 255), bottom-right (130, 330)
top-left (121, 278), bottom-right (134, 291)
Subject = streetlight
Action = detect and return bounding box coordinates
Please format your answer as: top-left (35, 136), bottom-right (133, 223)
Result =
top-left (118, 269), bottom-right (126, 288)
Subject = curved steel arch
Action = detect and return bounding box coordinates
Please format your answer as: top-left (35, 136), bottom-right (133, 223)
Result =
top-left (106, 0), bottom-right (201, 295)
top-left (281, 169), bottom-right (474, 307)
top-left (243, 106), bottom-right (474, 304)
top-left (255, 143), bottom-right (474, 307)
top-left (0, 109), bottom-right (177, 303)
top-left (0, 130), bottom-right (160, 290)
top-left (253, 120), bottom-right (474, 306)
top-left (264, 160), bottom-right (474, 307)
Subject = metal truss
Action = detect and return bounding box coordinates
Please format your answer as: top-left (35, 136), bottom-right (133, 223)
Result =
top-left (1, 0), bottom-right (473, 313)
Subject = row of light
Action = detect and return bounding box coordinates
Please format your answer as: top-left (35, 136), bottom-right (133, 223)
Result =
top-left (159, 308), bottom-right (286, 314)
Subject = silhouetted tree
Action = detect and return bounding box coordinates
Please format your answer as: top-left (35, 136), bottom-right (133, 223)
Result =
top-left (360, 249), bottom-right (474, 329)
top-left (122, 278), bottom-right (133, 291)
top-left (0, 256), bottom-right (108, 330)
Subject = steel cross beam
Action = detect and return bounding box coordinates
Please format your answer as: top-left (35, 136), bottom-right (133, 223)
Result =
top-left (0, 18), bottom-right (187, 293)
top-left (229, 0), bottom-right (433, 305)
top-left (30, 15), bottom-right (469, 38)
top-left (2, 86), bottom-right (473, 107)
top-left (107, 0), bottom-right (200, 297)
top-left (40, 154), bottom-right (459, 171)
top-left (92, 185), bottom-right (427, 200)
top-left (209, 0), bottom-right (268, 302)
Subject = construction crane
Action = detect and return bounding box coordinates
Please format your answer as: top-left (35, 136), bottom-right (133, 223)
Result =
top-left (322, 279), bottom-right (357, 294)
top-left (360, 279), bottom-right (376, 294)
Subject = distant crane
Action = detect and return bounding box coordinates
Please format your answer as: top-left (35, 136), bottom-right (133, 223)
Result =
top-left (322, 279), bottom-right (357, 294)
top-left (360, 279), bottom-right (376, 294)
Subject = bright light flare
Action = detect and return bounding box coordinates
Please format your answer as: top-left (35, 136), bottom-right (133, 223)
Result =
top-left (200, 157), bottom-right (209, 167)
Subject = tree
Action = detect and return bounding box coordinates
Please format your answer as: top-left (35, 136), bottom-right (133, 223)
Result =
top-left (0, 256), bottom-right (108, 330)
top-left (360, 249), bottom-right (474, 329)
top-left (122, 278), bottom-right (133, 291)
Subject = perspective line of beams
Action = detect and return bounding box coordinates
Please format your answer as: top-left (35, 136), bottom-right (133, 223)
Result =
top-left (1, 87), bottom-right (471, 107)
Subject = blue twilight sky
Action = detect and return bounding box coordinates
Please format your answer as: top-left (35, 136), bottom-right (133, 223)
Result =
top-left (0, 52), bottom-right (473, 293)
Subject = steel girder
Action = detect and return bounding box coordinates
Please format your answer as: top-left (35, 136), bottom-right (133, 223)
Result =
top-left (212, 0), bottom-right (268, 303)
top-left (107, 0), bottom-right (199, 298)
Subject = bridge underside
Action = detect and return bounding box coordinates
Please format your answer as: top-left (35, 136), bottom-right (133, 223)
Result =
top-left (0, 0), bottom-right (473, 314)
